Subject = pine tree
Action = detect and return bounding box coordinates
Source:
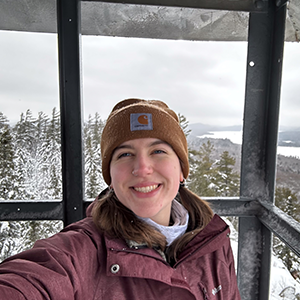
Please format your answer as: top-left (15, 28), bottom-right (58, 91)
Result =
top-left (85, 113), bottom-right (105, 199)
top-left (85, 114), bottom-right (97, 198)
top-left (273, 187), bottom-right (300, 272)
top-left (13, 110), bottom-right (38, 199)
top-left (25, 109), bottom-right (63, 261)
top-left (44, 108), bottom-right (62, 199)
top-left (178, 113), bottom-right (191, 138)
top-left (275, 187), bottom-right (300, 221)
top-left (12, 113), bottom-right (27, 199)
top-left (92, 113), bottom-right (106, 192)
top-left (188, 141), bottom-right (217, 196)
top-left (0, 113), bottom-right (16, 200)
top-left (214, 151), bottom-right (240, 197)
top-left (35, 111), bottom-right (51, 199)
top-left (0, 221), bottom-right (30, 262)
top-left (0, 109), bottom-right (63, 262)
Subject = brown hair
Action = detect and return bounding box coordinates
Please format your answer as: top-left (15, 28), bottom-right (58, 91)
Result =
top-left (92, 185), bottom-right (213, 264)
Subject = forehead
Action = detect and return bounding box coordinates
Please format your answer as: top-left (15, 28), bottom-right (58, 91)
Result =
top-left (116, 138), bottom-right (169, 149)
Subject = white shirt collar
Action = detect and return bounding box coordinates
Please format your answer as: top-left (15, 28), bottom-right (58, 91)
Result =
top-left (137, 200), bottom-right (189, 246)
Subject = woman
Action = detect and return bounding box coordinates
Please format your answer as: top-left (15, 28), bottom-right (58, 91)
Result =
top-left (0, 98), bottom-right (240, 299)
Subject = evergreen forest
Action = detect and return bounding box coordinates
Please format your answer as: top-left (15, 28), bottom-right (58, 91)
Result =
top-left (0, 109), bottom-right (299, 275)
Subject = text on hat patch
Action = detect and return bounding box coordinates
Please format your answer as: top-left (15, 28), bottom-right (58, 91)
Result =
top-left (130, 113), bottom-right (153, 131)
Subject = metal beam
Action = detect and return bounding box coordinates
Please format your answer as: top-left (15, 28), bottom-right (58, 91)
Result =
top-left (238, 1), bottom-right (287, 299)
top-left (258, 201), bottom-right (300, 257)
top-left (0, 201), bottom-right (63, 221)
top-left (202, 197), bottom-right (260, 216)
top-left (57, 0), bottom-right (85, 225)
top-left (2, 197), bottom-right (300, 266)
top-left (84, 0), bottom-right (268, 12)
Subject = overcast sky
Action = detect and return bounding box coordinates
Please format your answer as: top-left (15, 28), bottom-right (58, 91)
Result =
top-left (0, 30), bottom-right (299, 128)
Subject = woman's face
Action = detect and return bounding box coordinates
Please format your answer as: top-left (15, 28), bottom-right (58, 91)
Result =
top-left (110, 138), bottom-right (183, 226)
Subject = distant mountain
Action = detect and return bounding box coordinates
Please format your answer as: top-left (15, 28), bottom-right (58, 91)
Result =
top-left (189, 123), bottom-right (300, 147)
top-left (279, 126), bottom-right (300, 132)
top-left (188, 123), bottom-right (242, 137)
top-left (278, 131), bottom-right (300, 147)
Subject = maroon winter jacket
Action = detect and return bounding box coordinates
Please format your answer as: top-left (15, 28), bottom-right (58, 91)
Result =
top-left (0, 202), bottom-right (241, 300)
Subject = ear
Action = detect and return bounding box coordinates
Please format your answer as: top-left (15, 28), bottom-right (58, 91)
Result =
top-left (180, 171), bottom-right (184, 182)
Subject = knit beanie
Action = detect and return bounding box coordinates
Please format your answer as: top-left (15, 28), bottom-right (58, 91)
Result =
top-left (101, 98), bottom-right (189, 185)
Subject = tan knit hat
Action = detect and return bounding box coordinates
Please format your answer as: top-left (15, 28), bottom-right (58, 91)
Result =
top-left (101, 98), bottom-right (189, 185)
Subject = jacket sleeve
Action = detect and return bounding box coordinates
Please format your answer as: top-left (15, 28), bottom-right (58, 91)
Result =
top-left (0, 218), bottom-right (101, 300)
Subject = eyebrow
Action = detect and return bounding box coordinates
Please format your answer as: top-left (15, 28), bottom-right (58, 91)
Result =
top-left (114, 140), bottom-right (169, 152)
top-left (149, 140), bottom-right (169, 147)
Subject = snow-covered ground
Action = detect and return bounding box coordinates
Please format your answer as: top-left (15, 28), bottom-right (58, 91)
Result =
top-left (198, 131), bottom-right (300, 159)
top-left (223, 218), bottom-right (300, 299)
top-left (270, 256), bottom-right (300, 299)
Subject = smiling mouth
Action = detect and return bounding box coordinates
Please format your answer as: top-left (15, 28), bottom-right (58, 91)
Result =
top-left (133, 185), bottom-right (159, 193)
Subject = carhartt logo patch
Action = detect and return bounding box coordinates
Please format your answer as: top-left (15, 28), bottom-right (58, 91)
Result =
top-left (130, 113), bottom-right (153, 131)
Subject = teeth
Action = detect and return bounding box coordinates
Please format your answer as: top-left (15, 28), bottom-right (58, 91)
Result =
top-left (134, 185), bottom-right (158, 193)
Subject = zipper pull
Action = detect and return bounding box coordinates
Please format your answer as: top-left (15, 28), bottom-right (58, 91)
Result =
top-left (202, 287), bottom-right (209, 300)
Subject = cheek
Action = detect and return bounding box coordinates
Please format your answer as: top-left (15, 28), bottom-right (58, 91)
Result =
top-left (109, 166), bottom-right (118, 188)
top-left (165, 162), bottom-right (182, 184)
top-left (174, 161), bottom-right (183, 180)
top-left (110, 164), bottom-right (128, 188)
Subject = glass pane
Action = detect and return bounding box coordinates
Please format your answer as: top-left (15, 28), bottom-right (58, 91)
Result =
top-left (82, 35), bottom-right (247, 285)
top-left (82, 36), bottom-right (248, 199)
top-left (0, 31), bottom-right (62, 262)
top-left (276, 43), bottom-right (300, 220)
top-left (0, 30), bottom-right (61, 201)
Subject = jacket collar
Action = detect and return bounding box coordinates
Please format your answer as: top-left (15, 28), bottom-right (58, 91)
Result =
top-left (176, 214), bottom-right (230, 265)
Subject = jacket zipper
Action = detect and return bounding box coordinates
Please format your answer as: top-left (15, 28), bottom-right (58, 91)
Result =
top-left (173, 225), bottom-right (229, 269)
top-left (202, 287), bottom-right (209, 300)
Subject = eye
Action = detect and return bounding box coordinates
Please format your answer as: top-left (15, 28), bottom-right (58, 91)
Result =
top-left (152, 149), bottom-right (166, 154)
top-left (117, 152), bottom-right (133, 159)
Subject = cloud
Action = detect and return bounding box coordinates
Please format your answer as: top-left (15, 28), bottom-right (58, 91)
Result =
top-left (82, 36), bottom-right (248, 126)
top-left (0, 30), bottom-right (299, 128)
top-left (0, 31), bottom-right (59, 123)
top-left (280, 43), bottom-right (300, 127)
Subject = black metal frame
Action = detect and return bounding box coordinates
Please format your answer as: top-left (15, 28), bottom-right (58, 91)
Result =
top-left (238, 1), bottom-right (288, 298)
top-left (83, 0), bottom-right (269, 12)
top-left (0, 0), bottom-right (299, 299)
top-left (57, 0), bottom-right (85, 225)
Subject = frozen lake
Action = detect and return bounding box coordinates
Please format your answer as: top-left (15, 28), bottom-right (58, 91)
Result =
top-left (198, 131), bottom-right (300, 159)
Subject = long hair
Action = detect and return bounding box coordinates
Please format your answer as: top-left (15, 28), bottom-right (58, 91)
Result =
top-left (167, 186), bottom-right (213, 263)
top-left (91, 186), bottom-right (213, 264)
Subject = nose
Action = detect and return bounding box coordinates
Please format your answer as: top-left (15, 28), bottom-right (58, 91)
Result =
top-left (132, 153), bottom-right (152, 177)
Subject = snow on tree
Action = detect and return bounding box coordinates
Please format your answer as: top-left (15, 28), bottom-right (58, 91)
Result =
top-left (273, 187), bottom-right (300, 273)
top-left (13, 110), bottom-right (39, 199)
top-left (84, 113), bottom-right (106, 199)
top-left (0, 112), bottom-right (16, 200)
top-left (44, 108), bottom-right (62, 199)
top-left (213, 151), bottom-right (240, 197)
top-left (0, 109), bottom-right (64, 262)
